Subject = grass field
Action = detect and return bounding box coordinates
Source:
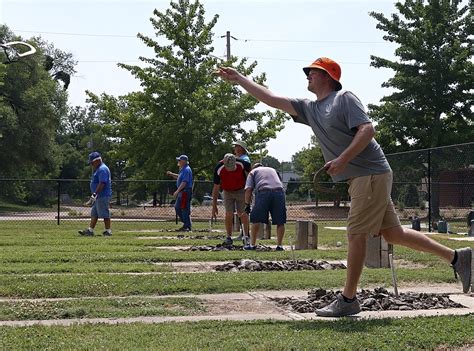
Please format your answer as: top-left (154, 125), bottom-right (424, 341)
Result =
top-left (0, 220), bottom-right (472, 350)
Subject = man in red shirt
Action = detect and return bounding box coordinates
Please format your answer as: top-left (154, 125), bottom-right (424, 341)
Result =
top-left (212, 153), bottom-right (251, 245)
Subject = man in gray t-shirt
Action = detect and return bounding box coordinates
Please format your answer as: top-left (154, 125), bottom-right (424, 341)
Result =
top-left (216, 57), bottom-right (471, 317)
top-left (290, 91), bottom-right (390, 182)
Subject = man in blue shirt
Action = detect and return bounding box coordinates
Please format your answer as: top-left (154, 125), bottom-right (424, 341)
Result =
top-left (232, 140), bottom-right (251, 163)
top-left (79, 151), bottom-right (112, 236)
top-left (166, 155), bottom-right (193, 231)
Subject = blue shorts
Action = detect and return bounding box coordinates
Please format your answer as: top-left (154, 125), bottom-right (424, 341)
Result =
top-left (91, 196), bottom-right (111, 219)
top-left (250, 190), bottom-right (286, 225)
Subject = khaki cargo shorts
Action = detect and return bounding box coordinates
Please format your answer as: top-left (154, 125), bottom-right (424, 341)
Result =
top-left (223, 189), bottom-right (246, 214)
top-left (347, 171), bottom-right (400, 236)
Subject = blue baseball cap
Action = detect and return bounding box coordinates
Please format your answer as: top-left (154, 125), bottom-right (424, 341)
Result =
top-left (176, 154), bottom-right (188, 161)
top-left (88, 151), bottom-right (102, 164)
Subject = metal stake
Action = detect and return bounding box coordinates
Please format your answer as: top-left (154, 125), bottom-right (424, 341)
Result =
top-left (288, 232), bottom-right (297, 265)
top-left (389, 253), bottom-right (399, 298)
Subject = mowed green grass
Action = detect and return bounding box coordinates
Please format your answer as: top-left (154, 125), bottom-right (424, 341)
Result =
top-left (1, 317), bottom-right (473, 351)
top-left (0, 220), bottom-right (472, 350)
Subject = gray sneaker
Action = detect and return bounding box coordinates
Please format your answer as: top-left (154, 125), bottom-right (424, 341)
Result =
top-left (102, 231), bottom-right (112, 236)
top-left (315, 294), bottom-right (361, 317)
top-left (78, 229), bottom-right (94, 236)
top-left (223, 237), bottom-right (233, 246)
top-left (452, 247), bottom-right (472, 293)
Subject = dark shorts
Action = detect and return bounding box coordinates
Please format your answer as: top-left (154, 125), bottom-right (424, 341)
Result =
top-left (250, 190), bottom-right (286, 225)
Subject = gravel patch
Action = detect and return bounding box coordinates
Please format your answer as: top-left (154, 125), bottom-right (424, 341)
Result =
top-left (214, 259), bottom-right (346, 272)
top-left (176, 234), bottom-right (226, 240)
top-left (271, 287), bottom-right (466, 312)
top-left (184, 244), bottom-right (274, 251)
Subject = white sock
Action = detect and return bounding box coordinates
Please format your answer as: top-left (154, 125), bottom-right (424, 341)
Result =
top-left (105, 229), bottom-right (112, 233)
top-left (88, 227), bottom-right (94, 232)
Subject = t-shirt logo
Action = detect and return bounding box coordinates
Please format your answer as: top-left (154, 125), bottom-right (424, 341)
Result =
top-left (325, 103), bottom-right (332, 114)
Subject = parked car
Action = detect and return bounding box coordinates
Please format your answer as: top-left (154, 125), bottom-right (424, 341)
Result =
top-left (202, 195), bottom-right (223, 206)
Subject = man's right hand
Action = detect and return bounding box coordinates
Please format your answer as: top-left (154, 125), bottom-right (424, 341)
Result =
top-left (216, 67), bottom-right (241, 83)
top-left (245, 203), bottom-right (251, 215)
top-left (85, 193), bottom-right (97, 206)
top-left (212, 205), bottom-right (218, 218)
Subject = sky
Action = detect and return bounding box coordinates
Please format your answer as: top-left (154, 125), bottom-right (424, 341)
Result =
top-left (1, 0), bottom-right (400, 161)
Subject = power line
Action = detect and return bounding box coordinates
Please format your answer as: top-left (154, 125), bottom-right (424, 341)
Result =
top-left (13, 29), bottom-right (385, 44)
top-left (75, 57), bottom-right (370, 65)
top-left (242, 57), bottom-right (369, 64)
top-left (78, 60), bottom-right (141, 63)
top-left (240, 38), bottom-right (385, 44)
top-left (13, 29), bottom-right (137, 38)
top-left (13, 29), bottom-right (373, 64)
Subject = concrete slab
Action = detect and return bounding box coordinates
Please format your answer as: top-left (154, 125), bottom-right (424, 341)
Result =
top-left (0, 285), bottom-right (472, 327)
top-left (448, 237), bottom-right (474, 242)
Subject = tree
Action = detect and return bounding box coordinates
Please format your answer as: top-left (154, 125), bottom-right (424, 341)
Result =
top-left (39, 37), bottom-right (77, 90)
top-left (369, 0), bottom-right (473, 152)
top-left (261, 155), bottom-right (281, 169)
top-left (369, 1), bottom-right (473, 221)
top-left (0, 25), bottom-right (70, 179)
top-left (291, 135), bottom-right (325, 180)
top-left (88, 0), bottom-right (288, 182)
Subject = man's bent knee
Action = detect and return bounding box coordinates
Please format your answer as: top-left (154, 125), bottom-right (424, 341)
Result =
top-left (380, 225), bottom-right (403, 243)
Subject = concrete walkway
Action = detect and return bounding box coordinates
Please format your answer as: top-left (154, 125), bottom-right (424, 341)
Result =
top-left (1, 284), bottom-right (472, 327)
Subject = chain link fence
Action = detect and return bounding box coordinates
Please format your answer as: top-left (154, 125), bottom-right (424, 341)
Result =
top-left (387, 142), bottom-right (473, 233)
top-left (0, 142), bottom-right (472, 233)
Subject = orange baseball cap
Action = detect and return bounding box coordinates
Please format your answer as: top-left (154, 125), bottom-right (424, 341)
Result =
top-left (303, 57), bottom-right (342, 91)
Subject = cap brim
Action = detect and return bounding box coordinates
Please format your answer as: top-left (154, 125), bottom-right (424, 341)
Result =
top-left (89, 157), bottom-right (101, 164)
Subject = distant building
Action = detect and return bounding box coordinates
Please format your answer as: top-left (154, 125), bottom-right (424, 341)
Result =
top-left (280, 171), bottom-right (301, 192)
top-left (439, 168), bottom-right (474, 207)
top-left (281, 171), bottom-right (301, 183)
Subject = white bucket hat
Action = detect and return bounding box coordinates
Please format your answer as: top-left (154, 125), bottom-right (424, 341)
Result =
top-left (232, 140), bottom-right (248, 153)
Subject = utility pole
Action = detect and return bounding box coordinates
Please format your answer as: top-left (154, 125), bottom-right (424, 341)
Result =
top-left (220, 31), bottom-right (237, 62)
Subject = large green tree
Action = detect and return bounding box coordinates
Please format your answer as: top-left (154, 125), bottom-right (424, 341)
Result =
top-left (88, 0), bottom-right (287, 180)
top-left (369, 1), bottom-right (472, 221)
top-left (369, 0), bottom-right (472, 152)
top-left (0, 26), bottom-right (71, 178)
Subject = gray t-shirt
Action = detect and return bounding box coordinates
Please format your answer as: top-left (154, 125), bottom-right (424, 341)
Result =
top-left (290, 90), bottom-right (391, 182)
top-left (245, 167), bottom-right (283, 191)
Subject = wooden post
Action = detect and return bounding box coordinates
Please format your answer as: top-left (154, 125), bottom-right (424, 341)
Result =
top-left (471, 252), bottom-right (474, 293)
top-left (308, 222), bottom-right (318, 249)
top-left (232, 213), bottom-right (240, 232)
top-left (257, 223), bottom-right (272, 239)
top-left (365, 236), bottom-right (393, 268)
top-left (264, 223), bottom-right (271, 239)
top-left (295, 220), bottom-right (318, 250)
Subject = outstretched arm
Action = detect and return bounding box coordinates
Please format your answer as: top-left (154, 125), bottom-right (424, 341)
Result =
top-left (216, 67), bottom-right (297, 116)
top-left (166, 171), bottom-right (178, 180)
